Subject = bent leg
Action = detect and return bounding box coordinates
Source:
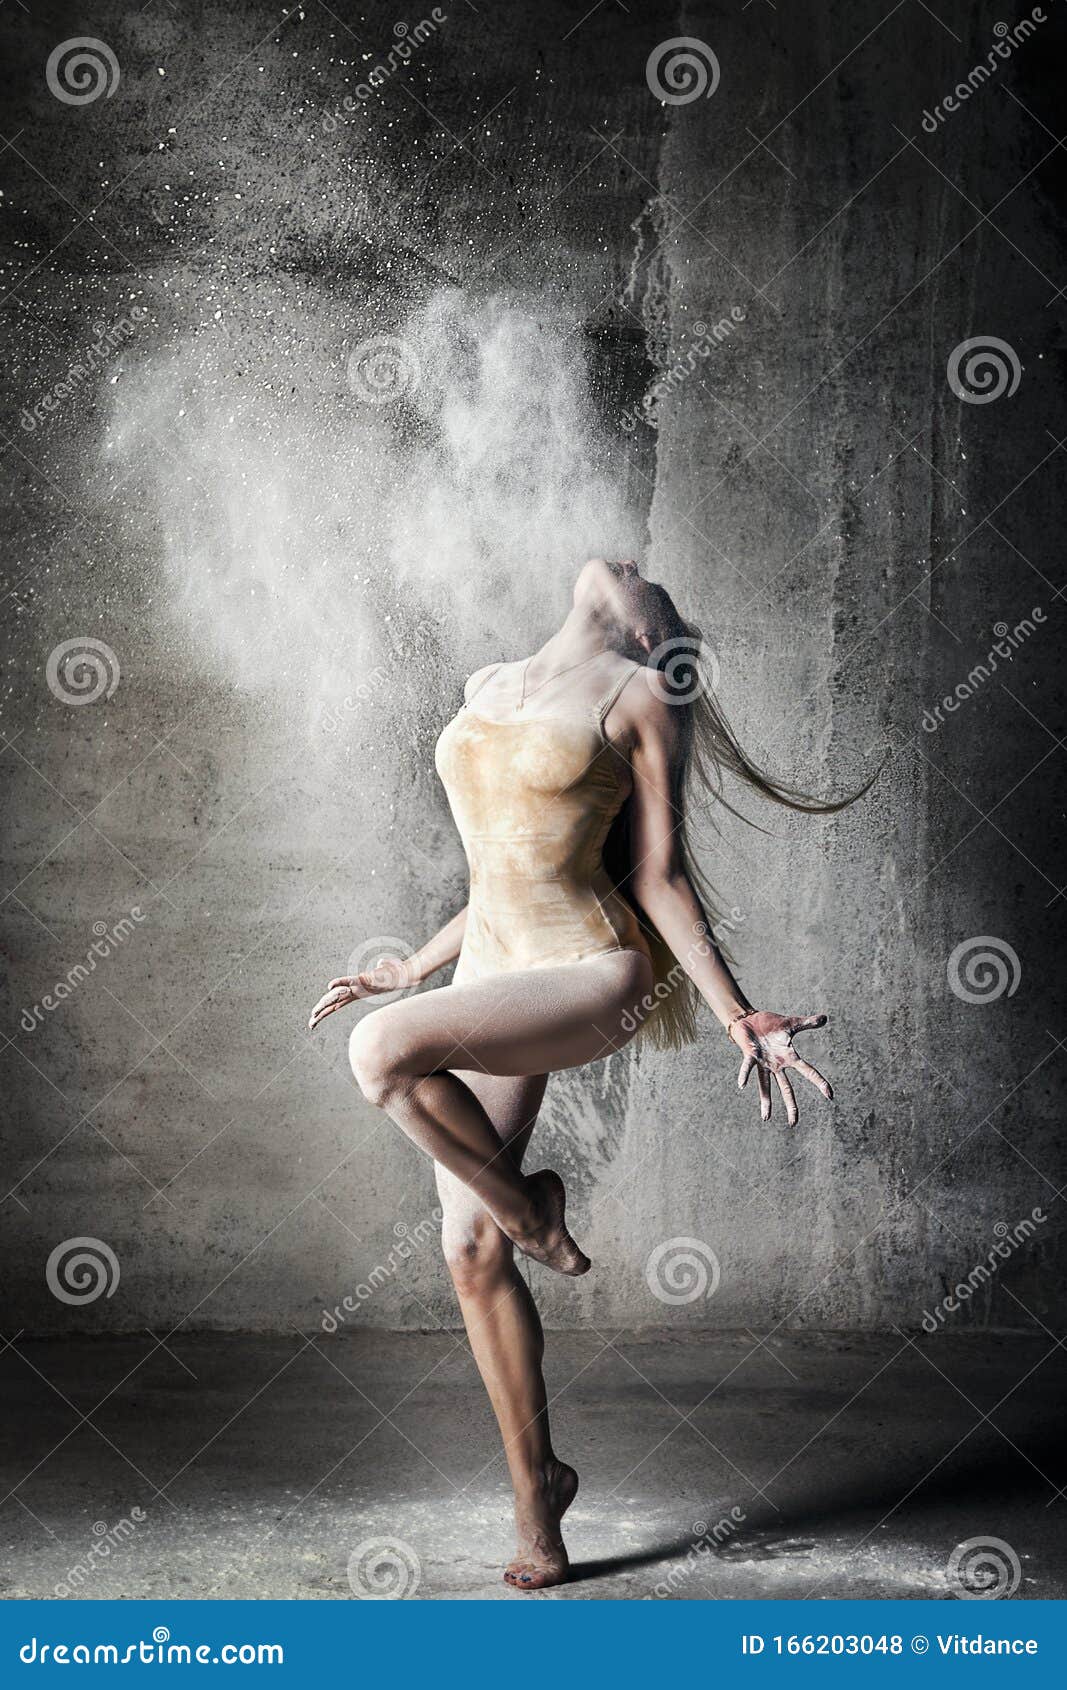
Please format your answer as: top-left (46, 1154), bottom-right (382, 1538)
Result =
top-left (437, 1071), bottom-right (576, 1590)
top-left (348, 950), bottom-right (652, 1270)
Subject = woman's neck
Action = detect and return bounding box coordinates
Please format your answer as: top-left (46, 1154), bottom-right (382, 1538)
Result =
top-left (529, 607), bottom-right (621, 676)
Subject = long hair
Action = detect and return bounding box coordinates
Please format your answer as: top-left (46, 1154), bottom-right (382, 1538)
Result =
top-left (604, 594), bottom-right (867, 1051)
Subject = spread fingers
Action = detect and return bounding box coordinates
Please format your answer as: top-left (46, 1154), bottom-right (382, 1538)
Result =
top-left (790, 1057), bottom-right (833, 1100)
top-left (775, 1069), bottom-right (798, 1125)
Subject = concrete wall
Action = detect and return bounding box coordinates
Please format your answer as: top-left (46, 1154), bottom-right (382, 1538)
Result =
top-left (2, 0), bottom-right (1063, 1335)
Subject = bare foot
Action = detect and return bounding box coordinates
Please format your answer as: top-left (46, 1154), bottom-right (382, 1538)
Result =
top-left (504, 1459), bottom-right (579, 1591)
top-left (505, 1170), bottom-right (591, 1277)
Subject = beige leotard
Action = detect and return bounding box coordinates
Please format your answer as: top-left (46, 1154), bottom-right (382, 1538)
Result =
top-left (434, 663), bottom-right (652, 985)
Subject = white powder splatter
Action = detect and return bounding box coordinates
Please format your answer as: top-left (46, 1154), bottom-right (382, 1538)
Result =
top-left (105, 283), bottom-right (643, 738)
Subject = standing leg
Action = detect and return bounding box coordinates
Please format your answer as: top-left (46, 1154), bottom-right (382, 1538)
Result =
top-left (437, 1070), bottom-right (577, 1590)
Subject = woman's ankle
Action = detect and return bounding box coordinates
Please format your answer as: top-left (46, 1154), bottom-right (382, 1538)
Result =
top-left (512, 1454), bottom-right (565, 1503)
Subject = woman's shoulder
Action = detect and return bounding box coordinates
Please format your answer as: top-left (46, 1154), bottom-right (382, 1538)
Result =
top-left (601, 653), bottom-right (648, 704)
top-left (463, 661), bottom-right (508, 703)
top-left (605, 655), bottom-right (682, 738)
top-left (598, 655), bottom-right (653, 736)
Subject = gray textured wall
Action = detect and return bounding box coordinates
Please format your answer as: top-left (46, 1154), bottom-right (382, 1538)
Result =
top-left (2, 0), bottom-right (1063, 1335)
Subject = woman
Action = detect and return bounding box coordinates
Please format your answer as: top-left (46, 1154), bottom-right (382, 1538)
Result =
top-left (309, 557), bottom-right (846, 1592)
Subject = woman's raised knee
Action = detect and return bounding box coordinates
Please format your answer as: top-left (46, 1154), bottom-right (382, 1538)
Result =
top-left (442, 1214), bottom-right (513, 1294)
top-left (348, 1011), bottom-right (406, 1108)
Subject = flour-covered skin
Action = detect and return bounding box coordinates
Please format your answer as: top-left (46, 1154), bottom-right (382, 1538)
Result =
top-left (307, 957), bottom-right (412, 1030)
top-left (510, 1170), bottom-right (590, 1278)
top-left (730, 1011), bottom-right (832, 1125)
top-left (505, 1458), bottom-right (579, 1591)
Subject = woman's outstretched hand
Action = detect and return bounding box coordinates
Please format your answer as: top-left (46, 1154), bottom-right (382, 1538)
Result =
top-left (729, 1011), bottom-right (832, 1126)
top-left (308, 957), bottom-right (413, 1031)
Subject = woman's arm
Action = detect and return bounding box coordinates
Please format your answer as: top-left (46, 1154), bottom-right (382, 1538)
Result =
top-left (308, 906), bottom-right (468, 1030)
top-left (624, 690), bottom-right (832, 1125)
top-left (405, 906), bottom-right (468, 984)
top-left (625, 695), bottom-right (751, 1026)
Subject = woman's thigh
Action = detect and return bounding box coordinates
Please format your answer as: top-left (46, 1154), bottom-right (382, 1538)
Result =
top-left (363, 949), bottom-right (654, 1083)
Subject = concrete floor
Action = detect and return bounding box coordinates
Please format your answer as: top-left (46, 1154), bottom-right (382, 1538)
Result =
top-left (1, 1330), bottom-right (1064, 1601)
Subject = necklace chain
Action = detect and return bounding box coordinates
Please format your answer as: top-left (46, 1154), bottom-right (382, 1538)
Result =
top-left (518, 651), bottom-right (603, 710)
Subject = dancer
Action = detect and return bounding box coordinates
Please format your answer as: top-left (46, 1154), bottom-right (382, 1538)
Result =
top-left (310, 557), bottom-right (850, 1590)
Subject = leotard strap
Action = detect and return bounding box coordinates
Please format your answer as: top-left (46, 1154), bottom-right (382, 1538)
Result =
top-left (594, 662), bottom-right (641, 732)
top-left (463, 663), bottom-right (503, 706)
